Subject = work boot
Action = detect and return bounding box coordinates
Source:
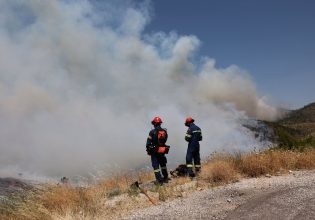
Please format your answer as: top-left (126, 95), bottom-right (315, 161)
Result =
top-left (154, 180), bottom-right (164, 186)
top-left (189, 172), bottom-right (196, 178)
top-left (154, 171), bottom-right (162, 182)
top-left (187, 167), bottom-right (195, 178)
top-left (161, 167), bottom-right (168, 177)
top-left (161, 167), bottom-right (169, 183)
top-left (163, 177), bottom-right (171, 183)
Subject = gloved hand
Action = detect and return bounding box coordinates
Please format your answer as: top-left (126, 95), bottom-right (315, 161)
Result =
top-left (146, 146), bottom-right (155, 155)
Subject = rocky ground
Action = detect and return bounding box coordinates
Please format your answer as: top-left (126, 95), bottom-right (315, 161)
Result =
top-left (123, 170), bottom-right (315, 220)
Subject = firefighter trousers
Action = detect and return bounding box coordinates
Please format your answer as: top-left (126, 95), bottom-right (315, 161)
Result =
top-left (151, 153), bottom-right (168, 181)
top-left (186, 144), bottom-right (201, 175)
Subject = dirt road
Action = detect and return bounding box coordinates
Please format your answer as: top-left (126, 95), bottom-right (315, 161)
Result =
top-left (124, 170), bottom-right (315, 220)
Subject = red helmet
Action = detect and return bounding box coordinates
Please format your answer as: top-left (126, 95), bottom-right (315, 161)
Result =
top-left (151, 116), bottom-right (162, 125)
top-left (185, 117), bottom-right (194, 124)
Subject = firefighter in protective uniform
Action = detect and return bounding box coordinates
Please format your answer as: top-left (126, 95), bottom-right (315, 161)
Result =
top-left (185, 117), bottom-right (202, 177)
top-left (146, 117), bottom-right (169, 184)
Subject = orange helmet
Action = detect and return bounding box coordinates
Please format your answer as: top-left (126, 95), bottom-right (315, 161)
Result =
top-left (185, 117), bottom-right (194, 125)
top-left (151, 116), bottom-right (162, 125)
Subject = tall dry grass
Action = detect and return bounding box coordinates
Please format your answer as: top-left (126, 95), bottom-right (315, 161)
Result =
top-left (236, 148), bottom-right (315, 177)
top-left (1, 148), bottom-right (315, 220)
top-left (200, 148), bottom-right (315, 183)
top-left (0, 171), bottom-right (154, 220)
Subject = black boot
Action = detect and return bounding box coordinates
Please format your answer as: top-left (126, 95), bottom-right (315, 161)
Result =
top-left (154, 180), bottom-right (164, 186)
top-left (161, 168), bottom-right (169, 183)
top-left (187, 167), bottom-right (195, 178)
top-left (154, 170), bottom-right (163, 185)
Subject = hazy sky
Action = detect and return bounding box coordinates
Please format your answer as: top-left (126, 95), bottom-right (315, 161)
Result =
top-left (146, 0), bottom-right (315, 108)
top-left (0, 0), bottom-right (279, 177)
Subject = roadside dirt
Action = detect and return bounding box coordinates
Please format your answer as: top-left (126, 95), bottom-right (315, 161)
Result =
top-left (124, 170), bottom-right (315, 220)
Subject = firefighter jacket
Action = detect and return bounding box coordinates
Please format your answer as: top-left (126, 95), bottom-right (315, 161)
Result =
top-left (185, 123), bottom-right (202, 148)
top-left (146, 125), bottom-right (168, 154)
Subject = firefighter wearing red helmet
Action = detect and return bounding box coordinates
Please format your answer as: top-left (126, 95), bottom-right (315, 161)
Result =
top-left (185, 117), bottom-right (202, 177)
top-left (146, 117), bottom-right (170, 185)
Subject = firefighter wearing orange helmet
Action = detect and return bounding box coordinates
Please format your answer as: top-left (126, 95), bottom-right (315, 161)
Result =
top-left (185, 117), bottom-right (202, 177)
top-left (146, 117), bottom-right (170, 185)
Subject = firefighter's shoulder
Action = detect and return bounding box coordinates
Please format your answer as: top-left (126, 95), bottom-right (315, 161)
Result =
top-left (147, 129), bottom-right (155, 138)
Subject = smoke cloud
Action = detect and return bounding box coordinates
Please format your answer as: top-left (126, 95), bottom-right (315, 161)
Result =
top-left (0, 0), bottom-right (279, 178)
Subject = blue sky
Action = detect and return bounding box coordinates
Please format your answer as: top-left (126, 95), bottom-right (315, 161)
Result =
top-left (145, 0), bottom-right (315, 108)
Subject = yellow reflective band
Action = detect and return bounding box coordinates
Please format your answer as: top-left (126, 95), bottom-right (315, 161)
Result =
top-left (161, 166), bottom-right (167, 170)
top-left (185, 134), bottom-right (192, 137)
top-left (186, 164), bottom-right (193, 168)
top-left (195, 165), bottom-right (201, 168)
top-left (192, 130), bottom-right (201, 133)
top-left (154, 169), bottom-right (160, 173)
top-left (148, 136), bottom-right (152, 139)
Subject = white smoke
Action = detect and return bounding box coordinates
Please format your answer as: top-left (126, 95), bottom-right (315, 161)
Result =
top-left (0, 0), bottom-right (279, 178)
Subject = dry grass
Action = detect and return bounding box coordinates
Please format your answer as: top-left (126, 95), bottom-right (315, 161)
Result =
top-left (0, 171), bottom-right (154, 220)
top-left (1, 148), bottom-right (315, 220)
top-left (38, 171), bottom-right (155, 219)
top-left (0, 189), bottom-right (51, 220)
top-left (201, 160), bottom-right (240, 184)
top-left (236, 148), bottom-right (315, 177)
top-left (39, 185), bottom-right (99, 216)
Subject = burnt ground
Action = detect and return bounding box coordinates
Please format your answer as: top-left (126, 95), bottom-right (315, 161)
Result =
top-left (0, 177), bottom-right (32, 196)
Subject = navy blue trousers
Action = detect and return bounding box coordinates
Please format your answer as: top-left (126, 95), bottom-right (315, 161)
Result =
top-left (186, 144), bottom-right (201, 175)
top-left (151, 154), bottom-right (168, 181)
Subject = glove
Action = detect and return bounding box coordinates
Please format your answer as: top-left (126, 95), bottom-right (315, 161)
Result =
top-left (146, 148), bottom-right (151, 155)
top-left (146, 146), bottom-right (155, 155)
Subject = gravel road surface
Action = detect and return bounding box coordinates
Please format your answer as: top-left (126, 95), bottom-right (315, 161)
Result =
top-left (124, 170), bottom-right (315, 220)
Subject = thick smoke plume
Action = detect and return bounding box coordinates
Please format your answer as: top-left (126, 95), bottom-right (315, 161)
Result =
top-left (0, 0), bottom-right (279, 178)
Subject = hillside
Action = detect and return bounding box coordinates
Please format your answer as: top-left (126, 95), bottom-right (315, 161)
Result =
top-left (265, 102), bottom-right (315, 149)
top-left (280, 102), bottom-right (315, 124)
